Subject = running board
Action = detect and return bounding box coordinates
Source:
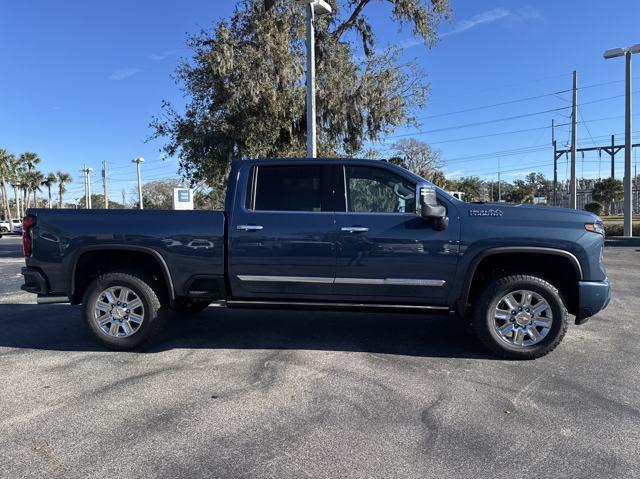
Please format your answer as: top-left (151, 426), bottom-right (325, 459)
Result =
top-left (225, 299), bottom-right (450, 314)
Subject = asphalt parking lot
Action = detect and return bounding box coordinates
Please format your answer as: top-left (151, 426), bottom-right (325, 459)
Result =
top-left (1, 235), bottom-right (639, 478)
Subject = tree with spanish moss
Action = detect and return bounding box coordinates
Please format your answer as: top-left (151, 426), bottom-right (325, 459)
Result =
top-left (152, 0), bottom-right (451, 207)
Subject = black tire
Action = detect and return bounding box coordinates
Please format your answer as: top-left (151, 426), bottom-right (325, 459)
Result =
top-left (81, 271), bottom-right (168, 351)
top-left (472, 274), bottom-right (569, 360)
top-left (171, 299), bottom-right (210, 314)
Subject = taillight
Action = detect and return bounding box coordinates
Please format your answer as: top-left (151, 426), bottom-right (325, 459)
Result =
top-left (22, 215), bottom-right (36, 257)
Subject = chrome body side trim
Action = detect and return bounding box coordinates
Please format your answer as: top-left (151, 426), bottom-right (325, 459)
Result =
top-left (237, 275), bottom-right (333, 284)
top-left (334, 277), bottom-right (446, 287)
top-left (37, 296), bottom-right (70, 304)
top-left (237, 275), bottom-right (446, 287)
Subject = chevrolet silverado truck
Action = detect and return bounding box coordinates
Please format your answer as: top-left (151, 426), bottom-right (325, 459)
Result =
top-left (21, 158), bottom-right (610, 359)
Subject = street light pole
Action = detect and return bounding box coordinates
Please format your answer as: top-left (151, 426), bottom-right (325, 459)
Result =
top-left (604, 44), bottom-right (639, 237)
top-left (299, 0), bottom-right (332, 159)
top-left (132, 157), bottom-right (145, 210)
top-left (305, 2), bottom-right (316, 158)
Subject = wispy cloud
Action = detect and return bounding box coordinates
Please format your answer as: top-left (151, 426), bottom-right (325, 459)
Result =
top-left (109, 67), bottom-right (140, 81)
top-left (441, 7), bottom-right (511, 38)
top-left (444, 169), bottom-right (465, 179)
top-left (401, 6), bottom-right (545, 48)
top-left (149, 49), bottom-right (178, 61)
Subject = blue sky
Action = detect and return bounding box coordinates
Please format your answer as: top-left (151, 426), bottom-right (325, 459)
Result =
top-left (1, 0), bottom-right (639, 203)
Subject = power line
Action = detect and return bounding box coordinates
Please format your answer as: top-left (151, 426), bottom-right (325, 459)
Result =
top-left (415, 89), bottom-right (571, 120)
top-left (386, 106), bottom-right (571, 139)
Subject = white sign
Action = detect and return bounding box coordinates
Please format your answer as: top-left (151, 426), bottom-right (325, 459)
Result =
top-left (173, 188), bottom-right (194, 210)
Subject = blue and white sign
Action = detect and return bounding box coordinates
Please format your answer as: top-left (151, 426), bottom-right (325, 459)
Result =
top-left (173, 188), bottom-right (194, 210)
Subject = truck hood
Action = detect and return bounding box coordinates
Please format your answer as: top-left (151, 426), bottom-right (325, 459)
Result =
top-left (460, 202), bottom-right (600, 224)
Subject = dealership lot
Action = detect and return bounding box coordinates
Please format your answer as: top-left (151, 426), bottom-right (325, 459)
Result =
top-left (0, 235), bottom-right (639, 478)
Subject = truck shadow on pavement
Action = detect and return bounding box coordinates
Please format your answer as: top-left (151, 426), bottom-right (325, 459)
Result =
top-left (0, 304), bottom-right (495, 359)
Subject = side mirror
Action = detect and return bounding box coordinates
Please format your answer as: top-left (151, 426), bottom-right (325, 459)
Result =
top-left (416, 184), bottom-right (448, 231)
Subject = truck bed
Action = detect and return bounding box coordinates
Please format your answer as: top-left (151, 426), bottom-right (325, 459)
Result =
top-left (25, 209), bottom-right (225, 300)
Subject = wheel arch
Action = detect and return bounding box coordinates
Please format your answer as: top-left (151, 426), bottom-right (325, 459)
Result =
top-left (457, 247), bottom-right (583, 317)
top-left (68, 245), bottom-right (175, 306)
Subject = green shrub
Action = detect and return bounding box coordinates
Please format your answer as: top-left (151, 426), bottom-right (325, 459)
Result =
top-left (584, 202), bottom-right (604, 216)
top-left (604, 223), bottom-right (640, 236)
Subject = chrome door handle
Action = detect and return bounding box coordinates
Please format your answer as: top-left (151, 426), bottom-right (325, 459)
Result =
top-left (341, 226), bottom-right (369, 233)
top-left (237, 224), bottom-right (264, 232)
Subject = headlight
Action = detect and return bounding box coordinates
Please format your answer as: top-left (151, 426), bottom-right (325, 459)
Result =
top-left (585, 222), bottom-right (605, 235)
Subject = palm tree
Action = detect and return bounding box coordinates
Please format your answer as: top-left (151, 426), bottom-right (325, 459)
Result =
top-left (24, 170), bottom-right (44, 208)
top-left (20, 152), bottom-right (41, 171)
top-left (56, 171), bottom-right (72, 208)
top-left (18, 152), bottom-right (40, 208)
top-left (0, 149), bottom-right (15, 224)
top-left (41, 173), bottom-right (58, 208)
top-left (11, 163), bottom-right (26, 218)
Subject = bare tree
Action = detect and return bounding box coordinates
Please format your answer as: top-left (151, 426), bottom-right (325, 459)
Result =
top-left (388, 138), bottom-right (443, 181)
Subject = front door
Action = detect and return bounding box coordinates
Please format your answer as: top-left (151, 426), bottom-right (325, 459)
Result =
top-left (333, 164), bottom-right (460, 304)
top-left (229, 163), bottom-right (337, 299)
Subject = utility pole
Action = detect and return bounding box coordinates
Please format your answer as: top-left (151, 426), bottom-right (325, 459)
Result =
top-left (102, 160), bottom-right (109, 209)
top-left (122, 189), bottom-right (126, 208)
top-left (611, 135), bottom-right (616, 178)
top-left (552, 119), bottom-right (558, 206)
top-left (570, 70), bottom-right (578, 209)
top-left (81, 166), bottom-right (93, 209)
top-left (497, 157), bottom-right (501, 202)
top-left (132, 157), bottom-right (145, 210)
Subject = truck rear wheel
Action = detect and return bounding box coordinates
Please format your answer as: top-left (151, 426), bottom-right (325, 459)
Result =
top-left (472, 274), bottom-right (568, 360)
top-left (81, 272), bottom-right (168, 350)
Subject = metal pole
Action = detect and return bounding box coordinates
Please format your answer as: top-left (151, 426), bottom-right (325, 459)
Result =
top-left (570, 70), bottom-right (578, 209)
top-left (305, 3), bottom-right (317, 158)
top-left (624, 51), bottom-right (633, 236)
top-left (136, 161), bottom-right (143, 210)
top-left (87, 169), bottom-right (92, 209)
top-left (82, 166), bottom-right (89, 209)
top-left (102, 160), bottom-right (109, 209)
top-left (497, 157), bottom-right (501, 202)
top-left (611, 134), bottom-right (615, 179)
top-left (552, 119), bottom-right (557, 206)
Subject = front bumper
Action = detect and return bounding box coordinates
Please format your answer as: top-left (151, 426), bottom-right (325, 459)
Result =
top-left (575, 277), bottom-right (611, 324)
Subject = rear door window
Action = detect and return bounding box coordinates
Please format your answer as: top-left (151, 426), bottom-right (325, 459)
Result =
top-left (250, 165), bottom-right (328, 212)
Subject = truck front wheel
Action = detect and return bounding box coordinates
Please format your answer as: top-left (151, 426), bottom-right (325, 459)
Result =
top-left (81, 272), bottom-right (168, 350)
top-left (472, 274), bottom-right (569, 360)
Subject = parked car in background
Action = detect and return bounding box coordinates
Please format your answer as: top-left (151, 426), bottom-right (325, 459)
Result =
top-left (21, 158), bottom-right (610, 359)
top-left (1, 219), bottom-right (22, 234)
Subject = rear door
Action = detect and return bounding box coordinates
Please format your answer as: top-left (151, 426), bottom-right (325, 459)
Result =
top-left (333, 164), bottom-right (460, 304)
top-left (228, 163), bottom-right (338, 299)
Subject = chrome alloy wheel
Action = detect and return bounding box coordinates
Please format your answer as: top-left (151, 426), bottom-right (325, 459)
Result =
top-left (490, 290), bottom-right (553, 348)
top-left (94, 286), bottom-right (144, 338)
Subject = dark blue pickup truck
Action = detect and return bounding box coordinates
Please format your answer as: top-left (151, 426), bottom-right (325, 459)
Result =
top-left (21, 158), bottom-right (610, 359)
